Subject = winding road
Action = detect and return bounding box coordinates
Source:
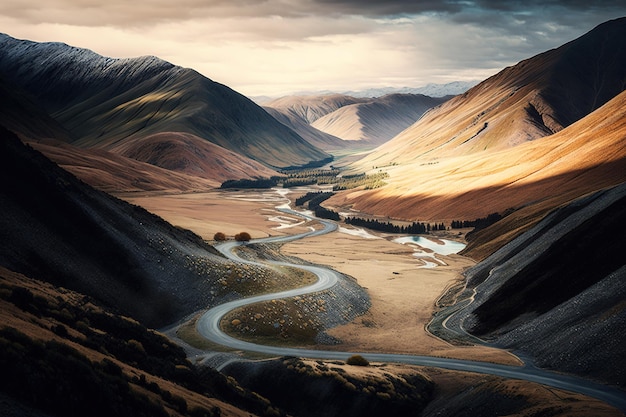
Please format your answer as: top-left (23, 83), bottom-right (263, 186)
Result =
top-left (196, 203), bottom-right (626, 413)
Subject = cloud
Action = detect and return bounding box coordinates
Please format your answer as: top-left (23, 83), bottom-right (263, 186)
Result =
top-left (1, 1), bottom-right (624, 96)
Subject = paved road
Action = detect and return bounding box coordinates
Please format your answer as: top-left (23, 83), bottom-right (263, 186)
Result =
top-left (196, 205), bottom-right (626, 412)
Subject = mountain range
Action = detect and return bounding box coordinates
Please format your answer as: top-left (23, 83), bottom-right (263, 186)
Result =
top-left (0, 33), bottom-right (331, 191)
top-left (264, 93), bottom-right (449, 149)
top-left (326, 17), bottom-right (626, 236)
top-left (0, 16), bottom-right (625, 417)
top-left (252, 80), bottom-right (479, 103)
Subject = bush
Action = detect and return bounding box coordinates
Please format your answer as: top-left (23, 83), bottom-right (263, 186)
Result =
top-left (213, 232), bottom-right (227, 242)
top-left (346, 355), bottom-right (369, 366)
top-left (234, 232), bottom-right (251, 242)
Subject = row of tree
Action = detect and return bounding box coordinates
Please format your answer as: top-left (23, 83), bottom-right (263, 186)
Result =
top-left (220, 169), bottom-right (388, 191)
top-left (450, 212), bottom-right (503, 230)
top-left (344, 217), bottom-right (446, 234)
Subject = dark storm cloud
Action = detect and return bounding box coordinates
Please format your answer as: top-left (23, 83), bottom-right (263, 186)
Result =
top-left (311, 0), bottom-right (464, 16)
top-left (3, 1), bottom-right (623, 28)
top-left (310, 0), bottom-right (625, 16)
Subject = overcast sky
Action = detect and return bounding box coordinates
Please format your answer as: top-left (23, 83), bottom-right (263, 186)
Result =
top-left (1, 1), bottom-right (624, 96)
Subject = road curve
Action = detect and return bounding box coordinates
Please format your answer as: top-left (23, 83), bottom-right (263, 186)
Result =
top-left (196, 205), bottom-right (626, 412)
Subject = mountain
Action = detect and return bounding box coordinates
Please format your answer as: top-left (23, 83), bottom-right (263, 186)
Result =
top-left (341, 81), bottom-right (479, 98)
top-left (264, 93), bottom-right (449, 149)
top-left (263, 94), bottom-right (370, 124)
top-left (310, 94), bottom-right (449, 145)
top-left (439, 183), bottom-right (626, 387)
top-left (327, 18), bottom-right (626, 229)
top-left (355, 17), bottom-right (626, 166)
top-left (0, 125), bottom-right (234, 327)
top-left (0, 33), bottom-right (330, 179)
top-left (251, 81), bottom-right (478, 103)
top-left (1, 71), bottom-right (276, 192)
top-left (263, 106), bottom-right (349, 151)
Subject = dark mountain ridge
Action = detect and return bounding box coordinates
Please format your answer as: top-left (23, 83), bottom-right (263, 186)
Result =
top-left (441, 183), bottom-right (626, 387)
top-left (0, 125), bottom-right (230, 326)
top-left (0, 33), bottom-right (330, 172)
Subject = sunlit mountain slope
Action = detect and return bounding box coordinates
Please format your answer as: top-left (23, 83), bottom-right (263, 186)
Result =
top-left (328, 89), bottom-right (626, 222)
top-left (353, 18), bottom-right (626, 168)
top-left (328, 18), bottom-right (626, 224)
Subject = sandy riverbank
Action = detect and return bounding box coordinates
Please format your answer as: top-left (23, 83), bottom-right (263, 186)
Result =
top-left (282, 231), bottom-right (519, 365)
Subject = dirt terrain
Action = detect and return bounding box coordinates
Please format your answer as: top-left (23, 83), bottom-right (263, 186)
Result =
top-left (122, 188), bottom-right (518, 365)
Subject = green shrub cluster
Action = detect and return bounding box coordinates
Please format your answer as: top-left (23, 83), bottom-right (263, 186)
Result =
top-left (220, 169), bottom-right (388, 192)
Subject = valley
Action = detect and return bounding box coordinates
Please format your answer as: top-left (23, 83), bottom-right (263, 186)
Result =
top-left (123, 186), bottom-right (626, 413)
top-left (1, 15), bottom-right (625, 417)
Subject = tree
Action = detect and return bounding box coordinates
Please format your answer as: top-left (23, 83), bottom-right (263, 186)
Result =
top-left (213, 232), bottom-right (226, 241)
top-left (234, 232), bottom-right (251, 242)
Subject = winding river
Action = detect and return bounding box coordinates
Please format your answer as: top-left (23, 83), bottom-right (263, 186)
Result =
top-left (196, 203), bottom-right (626, 412)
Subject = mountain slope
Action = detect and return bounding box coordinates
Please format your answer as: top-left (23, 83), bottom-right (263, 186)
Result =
top-left (353, 17), bottom-right (626, 168)
top-left (451, 184), bottom-right (626, 386)
top-left (0, 76), bottom-right (73, 143)
top-left (264, 94), bottom-right (370, 124)
top-left (311, 94), bottom-right (448, 145)
top-left (0, 33), bottom-right (330, 172)
top-left (327, 88), bottom-right (626, 222)
top-left (27, 139), bottom-right (223, 192)
top-left (327, 18), bottom-right (626, 225)
top-left (263, 106), bottom-right (348, 151)
top-left (110, 132), bottom-right (279, 182)
top-left (0, 125), bottom-right (233, 327)
top-left (0, 72), bottom-right (277, 191)
top-left (0, 267), bottom-right (273, 417)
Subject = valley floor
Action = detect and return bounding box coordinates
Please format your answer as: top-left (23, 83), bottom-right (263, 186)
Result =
top-left (120, 188), bottom-right (517, 365)
top-left (119, 188), bottom-right (625, 416)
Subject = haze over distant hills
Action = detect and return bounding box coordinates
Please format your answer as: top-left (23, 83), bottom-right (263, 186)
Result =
top-left (264, 93), bottom-right (449, 147)
top-left (252, 80), bottom-right (479, 104)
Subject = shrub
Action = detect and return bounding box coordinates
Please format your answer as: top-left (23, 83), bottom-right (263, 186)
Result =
top-left (234, 232), bottom-right (251, 242)
top-left (213, 232), bottom-right (227, 241)
top-left (346, 355), bottom-right (369, 366)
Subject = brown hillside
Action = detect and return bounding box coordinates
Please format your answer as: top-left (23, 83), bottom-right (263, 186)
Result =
top-left (0, 267), bottom-right (270, 417)
top-left (311, 94), bottom-right (448, 145)
top-left (328, 19), bottom-right (626, 236)
top-left (328, 89), bottom-right (626, 224)
top-left (28, 139), bottom-right (220, 192)
top-left (111, 132), bottom-right (279, 183)
top-left (264, 94), bottom-right (369, 124)
top-left (353, 18), bottom-right (626, 169)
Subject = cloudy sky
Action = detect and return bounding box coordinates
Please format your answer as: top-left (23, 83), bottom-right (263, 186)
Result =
top-left (1, 1), bottom-right (624, 96)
